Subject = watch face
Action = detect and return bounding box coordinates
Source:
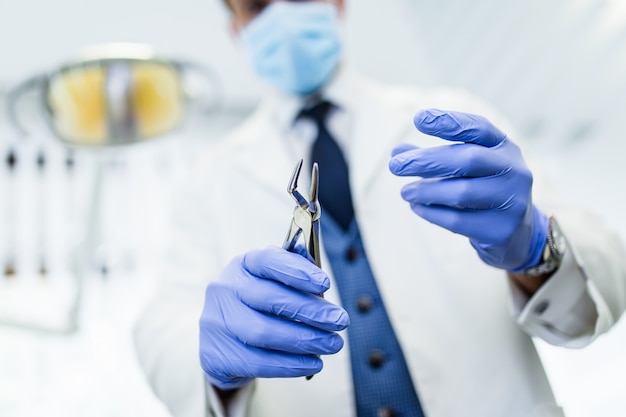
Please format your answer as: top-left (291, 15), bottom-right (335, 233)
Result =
top-left (517, 216), bottom-right (566, 277)
top-left (549, 217), bottom-right (566, 260)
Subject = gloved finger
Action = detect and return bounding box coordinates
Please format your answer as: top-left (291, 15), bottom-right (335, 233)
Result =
top-left (407, 203), bottom-right (522, 243)
top-left (290, 243), bottom-right (316, 264)
top-left (227, 307), bottom-right (344, 355)
top-left (201, 286), bottom-right (328, 389)
top-left (236, 276), bottom-right (350, 332)
top-left (226, 348), bottom-right (322, 379)
top-left (201, 340), bottom-right (323, 386)
top-left (391, 143), bottom-right (418, 157)
top-left (400, 177), bottom-right (522, 210)
top-left (389, 142), bottom-right (511, 178)
top-left (243, 246), bottom-right (330, 295)
top-left (414, 109), bottom-right (506, 148)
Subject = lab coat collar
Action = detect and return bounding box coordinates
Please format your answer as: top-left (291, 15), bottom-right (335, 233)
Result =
top-left (253, 65), bottom-right (413, 202)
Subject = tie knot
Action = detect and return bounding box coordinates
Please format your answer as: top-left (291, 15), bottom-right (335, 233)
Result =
top-left (297, 100), bottom-right (334, 127)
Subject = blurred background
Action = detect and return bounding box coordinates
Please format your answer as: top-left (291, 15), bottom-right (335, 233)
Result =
top-left (1, 0), bottom-right (625, 416)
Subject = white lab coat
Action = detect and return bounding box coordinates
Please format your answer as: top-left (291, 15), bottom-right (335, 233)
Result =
top-left (133, 68), bottom-right (626, 417)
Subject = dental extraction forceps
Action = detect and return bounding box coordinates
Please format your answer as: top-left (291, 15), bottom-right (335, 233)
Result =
top-left (282, 159), bottom-right (322, 381)
top-left (282, 159), bottom-right (322, 269)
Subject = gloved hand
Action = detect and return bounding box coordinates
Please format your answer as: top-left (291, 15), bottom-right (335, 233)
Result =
top-left (199, 246), bottom-right (349, 390)
top-left (388, 109), bottom-right (549, 272)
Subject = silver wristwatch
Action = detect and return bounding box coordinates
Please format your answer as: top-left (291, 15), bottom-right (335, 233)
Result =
top-left (519, 216), bottom-right (566, 277)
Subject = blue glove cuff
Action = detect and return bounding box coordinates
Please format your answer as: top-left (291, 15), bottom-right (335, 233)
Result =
top-left (509, 207), bottom-right (550, 272)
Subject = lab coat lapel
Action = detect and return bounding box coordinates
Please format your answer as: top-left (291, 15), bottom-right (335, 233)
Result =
top-left (348, 80), bottom-right (415, 207)
top-left (347, 79), bottom-right (439, 402)
top-left (232, 105), bottom-right (299, 202)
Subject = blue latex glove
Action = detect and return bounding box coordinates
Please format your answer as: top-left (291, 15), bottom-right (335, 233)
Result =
top-left (199, 246), bottom-right (349, 390)
top-left (388, 109), bottom-right (549, 271)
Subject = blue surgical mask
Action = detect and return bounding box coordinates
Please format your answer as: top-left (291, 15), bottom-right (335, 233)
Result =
top-left (240, 2), bottom-right (342, 96)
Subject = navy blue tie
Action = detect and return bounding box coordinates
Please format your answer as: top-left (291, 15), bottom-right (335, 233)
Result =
top-left (299, 101), bottom-right (355, 231)
top-left (299, 101), bottom-right (426, 417)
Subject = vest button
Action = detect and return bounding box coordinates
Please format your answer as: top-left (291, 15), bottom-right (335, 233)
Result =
top-left (356, 295), bottom-right (374, 313)
top-left (377, 407), bottom-right (396, 417)
top-left (368, 349), bottom-right (386, 368)
top-left (345, 246), bottom-right (360, 261)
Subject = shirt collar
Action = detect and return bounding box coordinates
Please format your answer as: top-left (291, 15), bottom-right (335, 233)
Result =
top-left (265, 65), bottom-right (359, 133)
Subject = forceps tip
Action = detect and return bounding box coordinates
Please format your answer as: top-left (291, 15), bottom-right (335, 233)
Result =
top-left (309, 162), bottom-right (319, 205)
top-left (287, 159), bottom-right (304, 193)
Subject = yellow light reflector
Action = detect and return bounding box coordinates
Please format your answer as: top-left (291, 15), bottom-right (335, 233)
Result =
top-left (131, 62), bottom-right (183, 140)
top-left (47, 65), bottom-right (107, 145)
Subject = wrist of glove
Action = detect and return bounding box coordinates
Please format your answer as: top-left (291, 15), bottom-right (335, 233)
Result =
top-left (199, 246), bottom-right (349, 390)
top-left (389, 109), bottom-right (550, 271)
top-left (470, 205), bottom-right (550, 271)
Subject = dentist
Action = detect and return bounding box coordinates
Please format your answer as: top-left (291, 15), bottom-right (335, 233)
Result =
top-left (134, 1), bottom-right (626, 417)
